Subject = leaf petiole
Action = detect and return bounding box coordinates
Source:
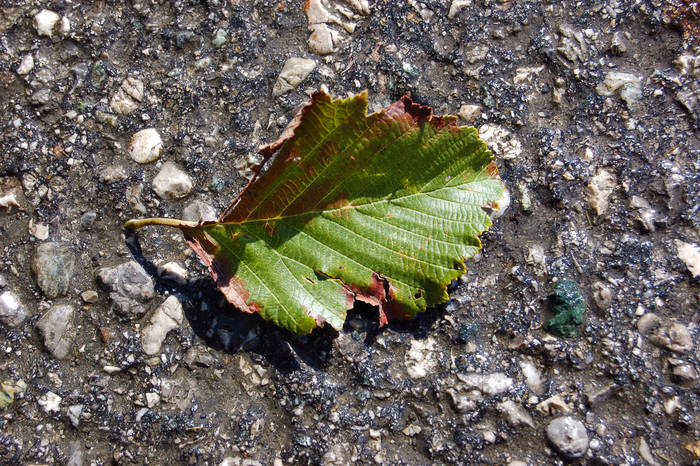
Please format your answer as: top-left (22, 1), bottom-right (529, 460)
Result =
top-left (124, 217), bottom-right (198, 231)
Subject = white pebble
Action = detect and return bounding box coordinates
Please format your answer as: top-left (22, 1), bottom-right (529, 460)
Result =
top-left (33, 10), bottom-right (70, 39)
top-left (17, 54), bottom-right (34, 75)
top-left (37, 391), bottom-right (62, 414)
top-left (129, 128), bottom-right (162, 164)
top-left (141, 295), bottom-right (184, 355)
top-left (152, 162), bottom-right (193, 200)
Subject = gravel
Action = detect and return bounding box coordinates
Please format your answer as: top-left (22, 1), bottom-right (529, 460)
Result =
top-left (546, 416), bottom-right (589, 459)
top-left (1, 1), bottom-right (698, 464)
top-left (36, 303), bottom-right (75, 359)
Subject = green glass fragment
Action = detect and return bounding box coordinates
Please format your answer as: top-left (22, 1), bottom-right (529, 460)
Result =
top-left (545, 280), bottom-right (586, 338)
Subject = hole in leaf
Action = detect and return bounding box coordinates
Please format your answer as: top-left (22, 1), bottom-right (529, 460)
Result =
top-left (414, 290), bottom-right (422, 299)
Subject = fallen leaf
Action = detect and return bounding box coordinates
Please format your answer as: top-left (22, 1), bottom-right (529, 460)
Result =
top-left (126, 91), bottom-right (503, 334)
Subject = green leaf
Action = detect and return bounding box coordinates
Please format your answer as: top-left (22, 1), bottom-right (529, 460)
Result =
top-left (126, 91), bottom-right (504, 334)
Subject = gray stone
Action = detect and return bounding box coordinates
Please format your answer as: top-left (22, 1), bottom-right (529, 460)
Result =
top-left (272, 58), bottom-right (316, 97)
top-left (66, 440), bottom-right (84, 466)
top-left (152, 161), bottom-right (193, 199)
top-left (496, 400), bottom-right (534, 428)
top-left (0, 291), bottom-right (28, 327)
top-left (609, 31), bottom-right (627, 55)
top-left (184, 345), bottom-right (215, 369)
top-left (97, 261), bottom-right (154, 321)
top-left (546, 416), bottom-right (589, 459)
top-left (67, 404), bottom-right (83, 428)
top-left (36, 304), bottom-right (75, 360)
top-left (32, 242), bottom-right (76, 298)
top-left (212, 28), bottom-right (227, 47)
top-left (79, 211), bottom-right (97, 230)
top-left (141, 295), bottom-right (184, 355)
top-left (182, 200), bottom-right (218, 223)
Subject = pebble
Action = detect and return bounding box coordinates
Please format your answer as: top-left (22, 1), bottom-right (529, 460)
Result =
top-left (182, 199), bottom-right (218, 223)
top-left (0, 291), bottom-right (28, 327)
top-left (129, 128), bottom-right (162, 164)
top-left (212, 28), bottom-right (227, 47)
top-left (457, 372), bottom-right (513, 395)
top-left (519, 358), bottom-right (545, 394)
top-left (145, 392), bottom-right (160, 408)
top-left (272, 58), bottom-right (316, 97)
top-left (36, 304), bottom-right (75, 360)
top-left (33, 9), bottom-right (70, 39)
top-left (448, 0), bottom-right (473, 19)
top-left (66, 440), bottom-right (84, 466)
top-left (651, 322), bottom-right (693, 353)
top-left (110, 76), bottom-right (144, 115)
top-left (585, 169), bottom-right (616, 215)
top-left (591, 281), bottom-right (613, 310)
top-left (596, 72), bottom-right (642, 110)
top-left (17, 54), bottom-right (34, 75)
top-left (99, 165), bottom-right (127, 183)
top-left (404, 337), bottom-right (438, 379)
top-left (675, 240), bottom-right (700, 278)
top-left (0, 177), bottom-right (23, 212)
top-left (536, 394), bottom-right (572, 416)
top-left (489, 187), bottom-right (510, 219)
top-left (497, 400), bottom-right (534, 428)
top-left (546, 416), bottom-right (589, 459)
top-left (669, 359), bottom-right (697, 383)
top-left (526, 244), bottom-right (546, 277)
top-left (152, 161), bottom-right (193, 199)
top-left (141, 295), bottom-right (184, 355)
top-left (28, 219), bottom-right (49, 240)
top-left (31, 242), bottom-right (76, 298)
top-left (79, 211), bottom-right (97, 230)
top-left (157, 262), bottom-right (188, 285)
top-left (609, 31), bottom-right (627, 55)
top-left (97, 261), bottom-right (154, 321)
top-left (458, 104), bottom-right (481, 122)
top-left (478, 124), bottom-right (522, 160)
top-left (38, 391), bottom-right (62, 414)
top-left (67, 404), bottom-right (83, 428)
top-left (184, 345), bottom-right (215, 369)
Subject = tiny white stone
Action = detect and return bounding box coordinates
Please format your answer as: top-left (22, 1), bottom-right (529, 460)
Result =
top-left (145, 392), bottom-right (160, 408)
top-left (141, 296), bottom-right (184, 355)
top-left (67, 404), bottom-right (83, 428)
top-left (33, 10), bottom-right (70, 39)
top-left (152, 162), bottom-right (193, 200)
top-left (478, 124), bottom-right (522, 160)
top-left (586, 169), bottom-right (616, 215)
top-left (273, 58), bottom-right (317, 97)
top-left (458, 104), bottom-right (482, 121)
top-left (38, 391), bottom-right (62, 414)
top-left (129, 128), bottom-right (162, 164)
top-left (17, 54), bottom-right (34, 75)
top-left (0, 291), bottom-right (27, 327)
top-left (110, 77), bottom-right (144, 115)
top-left (457, 372), bottom-right (513, 395)
top-left (675, 240), bottom-right (700, 278)
top-left (404, 337), bottom-right (438, 379)
top-left (157, 262), bottom-right (188, 285)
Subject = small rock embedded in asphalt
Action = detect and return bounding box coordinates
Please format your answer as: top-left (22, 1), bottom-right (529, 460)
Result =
top-left (33, 10), bottom-right (70, 39)
top-left (546, 416), bottom-right (589, 459)
top-left (182, 199), bottom-right (218, 223)
top-left (596, 71), bottom-right (643, 110)
top-left (37, 391), bottom-right (62, 414)
top-left (458, 104), bottom-right (481, 121)
top-left (17, 54), bottom-right (34, 75)
top-left (110, 76), bottom-right (144, 115)
top-left (457, 372), bottom-right (513, 395)
top-left (586, 169), bottom-right (616, 215)
top-left (675, 240), bottom-right (700, 278)
top-left (97, 261), bottom-right (154, 321)
top-left (478, 124), bottom-right (522, 160)
top-left (67, 404), bottom-right (83, 428)
top-left (497, 400), bottom-right (534, 428)
top-left (129, 128), bottom-right (162, 164)
top-left (272, 58), bottom-right (316, 96)
top-left (36, 304), bottom-right (75, 360)
top-left (0, 291), bottom-right (27, 327)
top-left (141, 295), bottom-right (184, 355)
top-left (31, 242), bottom-right (76, 299)
top-left (152, 161), bottom-right (193, 199)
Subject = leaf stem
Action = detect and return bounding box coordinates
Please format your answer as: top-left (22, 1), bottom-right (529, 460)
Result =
top-left (124, 218), bottom-right (199, 231)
